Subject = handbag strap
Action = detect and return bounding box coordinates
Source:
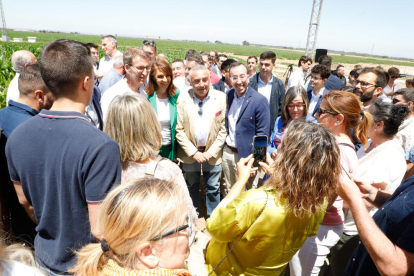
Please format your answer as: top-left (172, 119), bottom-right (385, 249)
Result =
top-left (208, 190), bottom-right (269, 275)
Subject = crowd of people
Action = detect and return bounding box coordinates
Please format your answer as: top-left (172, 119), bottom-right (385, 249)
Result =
top-left (0, 35), bottom-right (414, 276)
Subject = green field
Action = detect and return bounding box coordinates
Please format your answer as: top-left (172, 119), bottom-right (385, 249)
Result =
top-left (1, 30), bottom-right (414, 108)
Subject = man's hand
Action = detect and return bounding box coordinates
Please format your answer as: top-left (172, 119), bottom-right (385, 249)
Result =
top-left (202, 152), bottom-right (212, 161)
top-left (259, 152), bottom-right (275, 175)
top-left (95, 71), bottom-right (104, 79)
top-left (237, 154), bottom-right (255, 183)
top-left (193, 152), bottom-right (206, 163)
top-left (337, 174), bottom-right (363, 205)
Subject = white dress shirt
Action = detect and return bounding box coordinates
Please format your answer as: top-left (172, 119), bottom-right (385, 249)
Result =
top-left (308, 87), bottom-right (326, 115)
top-left (6, 73), bottom-right (20, 106)
top-left (383, 82), bottom-right (402, 98)
top-left (225, 91), bottom-right (246, 147)
top-left (193, 91), bottom-right (211, 147)
top-left (288, 68), bottom-right (306, 89)
top-left (97, 50), bottom-right (123, 77)
top-left (156, 97), bottom-right (171, 145)
top-left (100, 78), bottom-right (146, 121)
top-left (257, 74), bottom-right (273, 103)
top-left (85, 99), bottom-right (100, 129)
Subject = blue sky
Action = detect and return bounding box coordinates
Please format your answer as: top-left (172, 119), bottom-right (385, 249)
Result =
top-left (4, 0), bottom-right (414, 58)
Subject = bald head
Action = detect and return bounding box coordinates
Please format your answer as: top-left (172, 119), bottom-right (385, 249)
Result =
top-left (11, 50), bottom-right (37, 73)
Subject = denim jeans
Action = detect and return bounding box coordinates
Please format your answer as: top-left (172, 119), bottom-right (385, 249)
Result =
top-left (182, 162), bottom-right (222, 217)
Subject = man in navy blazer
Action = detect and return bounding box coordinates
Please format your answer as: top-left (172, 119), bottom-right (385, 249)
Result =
top-left (307, 64), bottom-right (330, 117)
top-left (223, 62), bottom-right (270, 194)
top-left (86, 86), bottom-right (104, 130)
top-left (249, 51), bottom-right (285, 135)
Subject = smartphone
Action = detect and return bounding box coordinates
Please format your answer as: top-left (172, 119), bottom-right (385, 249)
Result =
top-left (252, 135), bottom-right (268, 167)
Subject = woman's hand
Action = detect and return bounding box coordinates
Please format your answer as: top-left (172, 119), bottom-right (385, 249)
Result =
top-left (237, 154), bottom-right (255, 183)
top-left (258, 152), bottom-right (275, 175)
top-left (271, 150), bottom-right (278, 160)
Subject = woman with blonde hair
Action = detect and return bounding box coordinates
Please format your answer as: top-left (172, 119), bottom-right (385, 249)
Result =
top-left (145, 60), bottom-right (180, 161)
top-left (290, 90), bottom-right (372, 276)
top-left (72, 178), bottom-right (193, 276)
top-left (205, 121), bottom-right (342, 275)
top-left (104, 94), bottom-right (197, 227)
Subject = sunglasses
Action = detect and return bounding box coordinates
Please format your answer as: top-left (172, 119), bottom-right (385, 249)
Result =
top-left (317, 107), bottom-right (339, 116)
top-left (149, 215), bottom-right (195, 247)
top-left (143, 40), bottom-right (156, 46)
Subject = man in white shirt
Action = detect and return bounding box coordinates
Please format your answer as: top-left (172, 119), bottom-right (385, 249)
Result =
top-left (6, 50), bottom-right (37, 106)
top-left (100, 48), bottom-right (150, 120)
top-left (307, 64), bottom-right (330, 117)
top-left (249, 51), bottom-right (285, 135)
top-left (176, 65), bottom-right (227, 217)
top-left (247, 55), bottom-right (258, 79)
top-left (393, 88), bottom-right (414, 159)
top-left (96, 35), bottom-right (122, 80)
top-left (171, 59), bottom-right (186, 79)
top-left (384, 67), bottom-right (402, 98)
top-left (174, 54), bottom-right (205, 98)
top-left (354, 67), bottom-right (387, 111)
top-left (288, 55), bottom-right (312, 89)
top-left (209, 50), bottom-right (221, 77)
top-left (141, 40), bottom-right (157, 67)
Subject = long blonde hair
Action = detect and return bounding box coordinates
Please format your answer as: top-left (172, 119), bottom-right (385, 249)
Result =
top-left (71, 178), bottom-right (185, 276)
top-left (104, 94), bottom-right (162, 163)
top-left (264, 121), bottom-right (341, 218)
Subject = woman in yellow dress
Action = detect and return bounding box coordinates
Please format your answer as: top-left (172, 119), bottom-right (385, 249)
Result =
top-left (205, 121), bottom-right (342, 275)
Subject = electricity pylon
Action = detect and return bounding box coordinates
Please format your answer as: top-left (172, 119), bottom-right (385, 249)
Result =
top-left (305, 0), bottom-right (323, 61)
top-left (0, 0), bottom-right (9, 42)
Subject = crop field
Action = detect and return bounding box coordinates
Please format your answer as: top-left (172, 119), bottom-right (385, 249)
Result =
top-left (1, 30), bottom-right (414, 108)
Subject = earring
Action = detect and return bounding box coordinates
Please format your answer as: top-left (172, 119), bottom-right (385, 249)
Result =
top-left (334, 123), bottom-right (337, 126)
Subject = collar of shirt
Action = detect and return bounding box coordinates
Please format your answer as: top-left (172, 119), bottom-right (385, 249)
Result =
top-left (7, 100), bottom-right (39, 116)
top-left (258, 74), bottom-right (274, 86)
top-left (312, 87), bottom-right (325, 98)
top-left (39, 110), bottom-right (91, 124)
top-left (192, 90), bottom-right (211, 104)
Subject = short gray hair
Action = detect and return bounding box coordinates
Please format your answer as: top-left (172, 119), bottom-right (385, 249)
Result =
top-left (188, 64), bottom-right (208, 82)
top-left (123, 48), bottom-right (149, 66)
top-left (11, 50), bottom-right (35, 73)
top-left (113, 55), bottom-right (124, 68)
top-left (102, 35), bottom-right (118, 48)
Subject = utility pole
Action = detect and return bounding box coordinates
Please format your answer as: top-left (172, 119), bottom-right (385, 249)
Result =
top-left (0, 0), bottom-right (9, 42)
top-left (371, 44), bottom-right (375, 56)
top-left (305, 0), bottom-right (324, 60)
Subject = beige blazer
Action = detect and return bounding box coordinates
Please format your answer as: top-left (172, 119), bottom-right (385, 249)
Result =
top-left (176, 88), bottom-right (227, 166)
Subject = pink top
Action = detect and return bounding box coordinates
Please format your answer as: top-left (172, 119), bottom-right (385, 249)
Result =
top-left (322, 137), bottom-right (358, 226)
top-left (210, 71), bottom-right (220, 84)
top-left (121, 158), bottom-right (198, 227)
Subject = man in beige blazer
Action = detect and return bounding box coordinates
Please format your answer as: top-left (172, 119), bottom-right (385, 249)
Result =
top-left (176, 64), bottom-right (227, 217)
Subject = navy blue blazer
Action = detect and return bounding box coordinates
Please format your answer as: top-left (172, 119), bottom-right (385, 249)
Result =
top-left (307, 89), bottom-right (324, 116)
top-left (92, 86), bottom-right (104, 130)
top-left (213, 77), bottom-right (226, 93)
top-left (225, 86), bottom-right (270, 158)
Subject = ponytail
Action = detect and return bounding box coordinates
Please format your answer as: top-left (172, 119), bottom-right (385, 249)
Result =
top-left (70, 244), bottom-right (105, 276)
top-left (353, 111), bottom-right (373, 146)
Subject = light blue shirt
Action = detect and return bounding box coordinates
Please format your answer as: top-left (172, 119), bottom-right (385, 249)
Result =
top-left (98, 68), bottom-right (123, 96)
top-left (225, 91), bottom-right (246, 147)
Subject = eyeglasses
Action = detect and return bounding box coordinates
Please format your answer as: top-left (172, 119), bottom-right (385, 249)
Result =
top-left (129, 64), bottom-right (151, 72)
top-left (142, 40), bottom-right (156, 46)
top-left (317, 107), bottom-right (339, 116)
top-left (230, 75), bottom-right (247, 82)
top-left (198, 101), bottom-right (204, 116)
top-left (391, 76), bottom-right (399, 79)
top-left (353, 79), bottom-right (377, 87)
top-left (150, 215), bottom-right (195, 247)
top-left (287, 103), bottom-right (306, 109)
top-left (310, 75), bottom-right (321, 81)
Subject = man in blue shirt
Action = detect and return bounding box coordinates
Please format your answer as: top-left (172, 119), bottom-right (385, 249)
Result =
top-left (98, 55), bottom-right (124, 95)
top-left (338, 174), bottom-right (414, 275)
top-left (5, 39), bottom-right (122, 274)
top-left (325, 64), bottom-right (347, 91)
top-left (0, 64), bottom-right (54, 244)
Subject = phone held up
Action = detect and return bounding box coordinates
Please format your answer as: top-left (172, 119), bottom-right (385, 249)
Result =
top-left (252, 135), bottom-right (268, 167)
